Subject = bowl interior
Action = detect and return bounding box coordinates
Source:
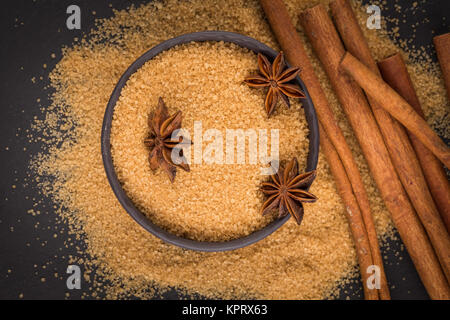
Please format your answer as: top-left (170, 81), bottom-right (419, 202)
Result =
top-left (101, 31), bottom-right (319, 252)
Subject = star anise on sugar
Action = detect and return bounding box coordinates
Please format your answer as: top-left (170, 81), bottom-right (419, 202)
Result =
top-left (260, 158), bottom-right (317, 225)
top-left (244, 52), bottom-right (305, 117)
top-left (144, 97), bottom-right (191, 183)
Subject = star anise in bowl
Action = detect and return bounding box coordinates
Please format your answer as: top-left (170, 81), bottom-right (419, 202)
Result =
top-left (144, 97), bottom-right (191, 182)
top-left (244, 52), bottom-right (305, 117)
top-left (260, 158), bottom-right (317, 225)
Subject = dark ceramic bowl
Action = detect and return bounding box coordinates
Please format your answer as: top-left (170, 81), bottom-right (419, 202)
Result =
top-left (101, 31), bottom-right (319, 252)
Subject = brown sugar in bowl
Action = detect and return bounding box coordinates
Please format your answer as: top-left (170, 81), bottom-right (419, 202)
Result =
top-left (101, 31), bottom-right (319, 252)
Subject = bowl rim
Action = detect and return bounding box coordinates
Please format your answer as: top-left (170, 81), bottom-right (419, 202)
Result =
top-left (101, 30), bottom-right (319, 252)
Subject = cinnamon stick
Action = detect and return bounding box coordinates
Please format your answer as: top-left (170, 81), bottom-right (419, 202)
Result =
top-left (259, 0), bottom-right (389, 299)
top-left (378, 53), bottom-right (450, 234)
top-left (433, 33), bottom-right (450, 100)
top-left (340, 52), bottom-right (450, 169)
top-left (319, 124), bottom-right (378, 300)
top-left (300, 4), bottom-right (450, 299)
top-left (330, 0), bottom-right (450, 284)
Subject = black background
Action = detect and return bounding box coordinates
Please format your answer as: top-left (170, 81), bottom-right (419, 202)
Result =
top-left (0, 0), bottom-right (449, 300)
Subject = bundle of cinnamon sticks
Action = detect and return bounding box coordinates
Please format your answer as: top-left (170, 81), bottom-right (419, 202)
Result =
top-left (259, 0), bottom-right (450, 300)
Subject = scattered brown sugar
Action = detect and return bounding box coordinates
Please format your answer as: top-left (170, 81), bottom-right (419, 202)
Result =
top-left (28, 0), bottom-right (448, 299)
top-left (110, 41), bottom-right (309, 241)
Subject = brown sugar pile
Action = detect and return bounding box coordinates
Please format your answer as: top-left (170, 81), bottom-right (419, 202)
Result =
top-left (29, 0), bottom-right (448, 299)
top-left (110, 42), bottom-right (309, 241)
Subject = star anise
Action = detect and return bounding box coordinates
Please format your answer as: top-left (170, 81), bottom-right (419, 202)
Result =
top-left (144, 97), bottom-right (190, 183)
top-left (260, 158), bottom-right (317, 225)
top-left (244, 52), bottom-right (305, 117)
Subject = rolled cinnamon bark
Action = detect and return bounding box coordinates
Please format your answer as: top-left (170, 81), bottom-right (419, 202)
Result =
top-left (300, 4), bottom-right (450, 299)
top-left (330, 0), bottom-right (450, 285)
top-left (378, 53), bottom-right (450, 234)
top-left (259, 0), bottom-right (388, 299)
top-left (320, 124), bottom-right (378, 300)
top-left (340, 52), bottom-right (450, 169)
top-left (433, 33), bottom-right (450, 100)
